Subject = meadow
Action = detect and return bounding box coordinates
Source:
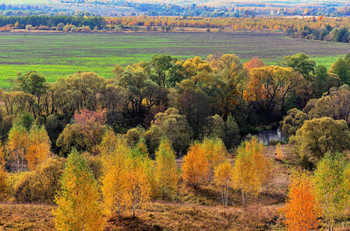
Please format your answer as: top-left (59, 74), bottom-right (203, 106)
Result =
top-left (0, 31), bottom-right (349, 88)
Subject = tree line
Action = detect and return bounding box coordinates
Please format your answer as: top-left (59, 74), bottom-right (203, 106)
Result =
top-left (0, 15), bottom-right (106, 29)
top-left (0, 52), bottom-right (349, 158)
top-left (2, 15), bottom-right (350, 45)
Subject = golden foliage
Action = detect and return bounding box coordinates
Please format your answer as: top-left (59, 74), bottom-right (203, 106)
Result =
top-left (275, 143), bottom-right (284, 161)
top-left (27, 123), bottom-right (51, 171)
top-left (53, 150), bottom-right (104, 231)
top-left (232, 136), bottom-right (272, 207)
top-left (281, 171), bottom-right (321, 231)
top-left (155, 138), bottom-right (179, 199)
top-left (7, 125), bottom-right (29, 171)
top-left (182, 143), bottom-right (209, 188)
top-left (102, 133), bottom-right (151, 220)
top-left (201, 138), bottom-right (228, 176)
top-left (214, 161), bottom-right (233, 206)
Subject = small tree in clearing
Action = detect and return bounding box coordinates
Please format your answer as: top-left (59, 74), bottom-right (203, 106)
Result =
top-left (102, 136), bottom-right (130, 221)
top-left (281, 171), bottom-right (321, 231)
top-left (155, 138), bottom-right (179, 199)
top-left (126, 150), bottom-right (151, 218)
top-left (232, 136), bottom-right (272, 208)
top-left (214, 161), bottom-right (233, 206)
top-left (53, 149), bottom-right (104, 231)
top-left (182, 142), bottom-right (209, 188)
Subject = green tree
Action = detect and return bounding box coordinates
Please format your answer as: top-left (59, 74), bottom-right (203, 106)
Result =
top-left (281, 108), bottom-right (309, 138)
top-left (304, 85), bottom-right (350, 123)
top-left (204, 114), bottom-right (225, 139)
top-left (282, 53), bottom-right (316, 80)
top-left (224, 114), bottom-right (240, 150)
top-left (15, 71), bottom-right (47, 111)
top-left (314, 153), bottom-right (348, 231)
top-left (149, 108), bottom-right (192, 155)
top-left (330, 58), bottom-right (349, 84)
top-left (149, 54), bottom-right (173, 87)
top-left (290, 117), bottom-right (350, 169)
top-left (53, 149), bottom-right (104, 231)
top-left (314, 65), bottom-right (329, 97)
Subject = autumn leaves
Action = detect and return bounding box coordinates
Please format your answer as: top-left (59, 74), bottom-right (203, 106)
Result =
top-left (281, 153), bottom-right (350, 231)
top-left (7, 121), bottom-right (51, 172)
top-left (52, 132), bottom-right (275, 230)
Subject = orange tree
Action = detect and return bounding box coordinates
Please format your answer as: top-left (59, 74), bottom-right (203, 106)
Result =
top-left (281, 170), bottom-right (321, 231)
top-left (182, 142), bottom-right (209, 188)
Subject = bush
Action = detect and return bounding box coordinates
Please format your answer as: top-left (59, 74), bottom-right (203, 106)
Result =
top-left (290, 117), bottom-right (350, 169)
top-left (25, 25), bottom-right (33, 31)
top-left (56, 23), bottom-right (64, 31)
top-left (13, 157), bottom-right (65, 203)
top-left (0, 26), bottom-right (11, 32)
top-left (37, 25), bottom-right (50, 31)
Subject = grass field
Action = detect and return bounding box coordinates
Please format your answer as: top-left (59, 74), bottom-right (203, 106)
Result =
top-left (0, 32), bottom-right (349, 88)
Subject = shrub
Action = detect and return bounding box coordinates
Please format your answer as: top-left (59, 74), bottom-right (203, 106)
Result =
top-left (56, 23), bottom-right (64, 31)
top-left (290, 117), bottom-right (350, 169)
top-left (82, 152), bottom-right (103, 181)
top-left (13, 157), bottom-right (65, 203)
top-left (0, 26), bottom-right (11, 32)
top-left (25, 25), bottom-right (33, 31)
top-left (37, 25), bottom-right (50, 31)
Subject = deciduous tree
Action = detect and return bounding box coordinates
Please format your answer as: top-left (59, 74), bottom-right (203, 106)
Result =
top-left (281, 171), bottom-right (321, 231)
top-left (314, 153), bottom-right (348, 231)
top-left (53, 149), bottom-right (104, 231)
top-left (281, 108), bottom-right (309, 138)
top-left (7, 124), bottom-right (29, 171)
top-left (214, 161), bottom-right (233, 206)
top-left (232, 137), bottom-right (272, 207)
top-left (27, 123), bottom-right (51, 171)
top-left (182, 142), bottom-right (209, 188)
top-left (290, 117), bottom-right (350, 168)
top-left (155, 138), bottom-right (179, 199)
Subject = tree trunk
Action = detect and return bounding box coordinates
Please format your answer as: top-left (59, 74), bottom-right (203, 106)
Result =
top-left (241, 190), bottom-right (247, 208)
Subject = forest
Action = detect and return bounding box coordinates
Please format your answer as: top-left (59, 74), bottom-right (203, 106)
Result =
top-left (1, 51), bottom-right (350, 230)
top-left (1, 15), bottom-right (350, 44)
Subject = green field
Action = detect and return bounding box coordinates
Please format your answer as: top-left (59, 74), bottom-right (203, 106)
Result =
top-left (0, 32), bottom-right (349, 88)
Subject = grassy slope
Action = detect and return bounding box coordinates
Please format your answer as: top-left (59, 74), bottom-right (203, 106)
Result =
top-left (1, 145), bottom-right (350, 230)
top-left (0, 145), bottom-right (292, 231)
top-left (0, 32), bottom-right (348, 88)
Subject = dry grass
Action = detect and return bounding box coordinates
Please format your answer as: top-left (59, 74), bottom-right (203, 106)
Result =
top-left (1, 144), bottom-right (350, 230)
top-left (0, 203), bottom-right (55, 230)
top-left (104, 202), bottom-right (284, 231)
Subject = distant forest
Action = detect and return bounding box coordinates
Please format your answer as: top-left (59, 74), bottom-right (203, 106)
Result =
top-left (1, 15), bottom-right (350, 44)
